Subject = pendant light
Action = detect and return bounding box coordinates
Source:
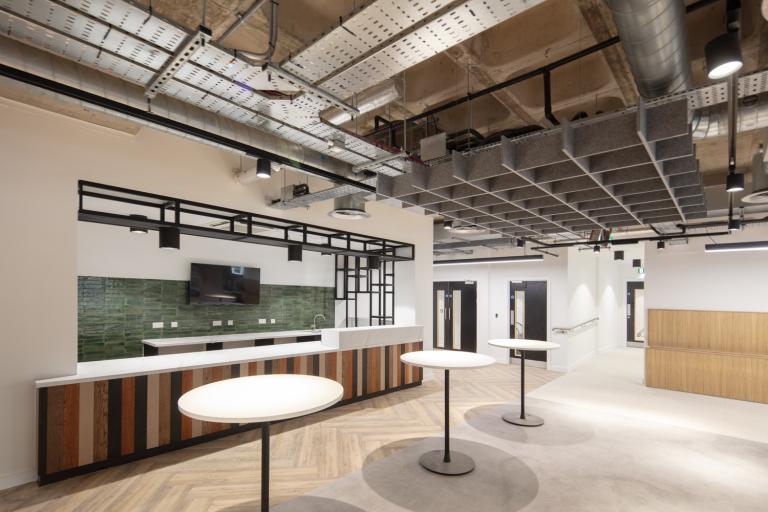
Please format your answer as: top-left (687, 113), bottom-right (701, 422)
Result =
top-left (255, 158), bottom-right (272, 179)
top-left (443, 219), bottom-right (454, 231)
top-left (657, 241), bottom-right (665, 250)
top-left (705, 32), bottom-right (743, 80)
top-left (516, 238), bottom-right (525, 248)
top-left (287, 244), bottom-right (303, 261)
top-left (593, 245), bottom-right (601, 254)
top-left (159, 226), bottom-right (180, 251)
top-left (129, 214), bottom-right (148, 234)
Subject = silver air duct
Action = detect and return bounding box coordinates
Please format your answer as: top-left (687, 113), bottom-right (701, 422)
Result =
top-left (329, 194), bottom-right (370, 220)
top-left (607, 0), bottom-right (692, 98)
top-left (322, 80), bottom-right (402, 126)
top-left (0, 37), bottom-right (355, 181)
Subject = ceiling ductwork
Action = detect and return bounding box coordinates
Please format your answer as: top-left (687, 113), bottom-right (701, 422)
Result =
top-left (692, 94), bottom-right (768, 139)
top-left (607, 0), bottom-right (692, 98)
top-left (329, 194), bottom-right (370, 220)
top-left (323, 80), bottom-right (403, 126)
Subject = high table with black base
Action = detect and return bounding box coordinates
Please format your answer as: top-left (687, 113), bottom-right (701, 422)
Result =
top-left (488, 339), bottom-right (560, 427)
top-left (178, 374), bottom-right (343, 511)
top-left (400, 349), bottom-right (495, 475)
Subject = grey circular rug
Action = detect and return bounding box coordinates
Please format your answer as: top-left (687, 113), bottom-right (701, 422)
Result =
top-left (464, 403), bottom-right (595, 446)
top-left (362, 437), bottom-right (538, 512)
top-left (273, 496), bottom-right (367, 511)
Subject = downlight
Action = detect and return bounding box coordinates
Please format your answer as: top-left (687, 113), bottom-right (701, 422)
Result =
top-left (129, 214), bottom-right (148, 234)
top-left (443, 219), bottom-right (454, 231)
top-left (159, 226), bottom-right (180, 251)
top-left (726, 172), bottom-right (745, 193)
top-left (329, 195), bottom-right (369, 220)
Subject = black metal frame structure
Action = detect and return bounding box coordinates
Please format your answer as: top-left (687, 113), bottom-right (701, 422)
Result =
top-left (335, 255), bottom-right (396, 327)
top-left (78, 181), bottom-right (414, 261)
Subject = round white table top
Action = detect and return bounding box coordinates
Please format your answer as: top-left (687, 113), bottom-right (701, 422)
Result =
top-left (488, 339), bottom-right (560, 351)
top-left (178, 374), bottom-right (344, 424)
top-left (400, 350), bottom-right (495, 370)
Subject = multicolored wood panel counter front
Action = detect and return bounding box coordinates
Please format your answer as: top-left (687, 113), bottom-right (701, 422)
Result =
top-left (36, 339), bottom-right (422, 483)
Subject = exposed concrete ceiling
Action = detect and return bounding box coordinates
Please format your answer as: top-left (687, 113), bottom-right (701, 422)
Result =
top-left (2, 0), bottom-right (768, 239)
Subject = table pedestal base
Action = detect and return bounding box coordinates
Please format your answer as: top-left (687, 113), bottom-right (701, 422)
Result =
top-left (502, 412), bottom-right (544, 427)
top-left (419, 450), bottom-right (475, 476)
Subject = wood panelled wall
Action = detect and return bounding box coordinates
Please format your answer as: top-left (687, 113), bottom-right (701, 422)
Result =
top-left (38, 341), bottom-right (422, 483)
top-left (646, 309), bottom-right (768, 404)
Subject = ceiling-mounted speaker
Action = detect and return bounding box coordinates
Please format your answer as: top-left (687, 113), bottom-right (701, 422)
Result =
top-left (288, 244), bottom-right (303, 262)
top-left (614, 250), bottom-right (624, 261)
top-left (632, 258), bottom-right (642, 268)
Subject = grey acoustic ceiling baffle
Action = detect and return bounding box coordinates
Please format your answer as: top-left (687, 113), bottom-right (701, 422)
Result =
top-left (378, 98), bottom-right (706, 240)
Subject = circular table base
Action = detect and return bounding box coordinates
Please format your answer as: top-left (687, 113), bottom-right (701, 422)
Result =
top-left (502, 412), bottom-right (544, 427)
top-left (419, 450), bottom-right (475, 476)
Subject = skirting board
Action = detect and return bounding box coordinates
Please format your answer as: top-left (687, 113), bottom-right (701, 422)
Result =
top-left (0, 469), bottom-right (38, 492)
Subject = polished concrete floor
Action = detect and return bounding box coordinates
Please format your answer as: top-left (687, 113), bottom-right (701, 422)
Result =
top-left (2, 349), bottom-right (767, 511)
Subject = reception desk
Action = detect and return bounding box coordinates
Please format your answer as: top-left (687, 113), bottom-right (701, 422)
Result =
top-left (645, 309), bottom-right (768, 404)
top-left (35, 325), bottom-right (423, 483)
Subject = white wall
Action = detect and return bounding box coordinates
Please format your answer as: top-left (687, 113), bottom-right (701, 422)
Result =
top-left (433, 247), bottom-right (569, 370)
top-left (0, 97), bottom-right (432, 489)
top-left (645, 226), bottom-right (768, 312)
top-left (566, 247), bottom-right (599, 368)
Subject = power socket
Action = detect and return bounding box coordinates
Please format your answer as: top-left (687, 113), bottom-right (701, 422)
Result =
top-left (212, 320), bottom-right (222, 327)
top-left (227, 320), bottom-right (234, 326)
top-left (171, 321), bottom-right (178, 328)
top-left (152, 322), bottom-right (164, 329)
top-left (258, 318), bottom-right (267, 325)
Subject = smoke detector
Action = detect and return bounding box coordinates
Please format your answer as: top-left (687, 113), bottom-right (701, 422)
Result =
top-left (329, 195), bottom-right (369, 220)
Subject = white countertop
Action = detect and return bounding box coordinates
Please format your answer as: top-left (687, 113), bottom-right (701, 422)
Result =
top-left (35, 342), bottom-right (335, 388)
top-left (179, 374), bottom-right (344, 423)
top-left (400, 349), bottom-right (495, 370)
top-left (143, 329), bottom-right (318, 347)
top-left (36, 324), bottom-right (424, 388)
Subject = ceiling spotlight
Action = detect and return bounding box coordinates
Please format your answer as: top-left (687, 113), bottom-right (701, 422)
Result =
top-left (366, 255), bottom-right (381, 269)
top-left (593, 245), bottom-right (601, 254)
top-left (443, 220), bottom-right (454, 230)
top-left (329, 195), bottom-right (369, 220)
top-left (287, 244), bottom-right (303, 262)
top-left (516, 238), bottom-right (525, 248)
top-left (728, 217), bottom-right (741, 232)
top-left (451, 224), bottom-right (486, 235)
top-left (159, 226), bottom-right (180, 251)
top-left (255, 158), bottom-right (272, 179)
top-left (614, 250), bottom-right (624, 261)
top-left (129, 214), bottom-right (148, 234)
top-left (726, 172), bottom-right (745, 193)
top-left (657, 240), bottom-right (666, 250)
top-left (705, 32), bottom-right (743, 80)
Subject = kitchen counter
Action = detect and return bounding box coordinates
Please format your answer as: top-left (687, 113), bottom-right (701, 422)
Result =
top-left (143, 329), bottom-right (319, 348)
top-left (36, 325), bottom-right (424, 388)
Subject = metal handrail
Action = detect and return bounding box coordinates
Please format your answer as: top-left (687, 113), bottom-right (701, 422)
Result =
top-left (552, 317), bottom-right (599, 335)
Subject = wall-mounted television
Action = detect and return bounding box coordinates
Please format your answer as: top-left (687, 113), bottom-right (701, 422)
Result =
top-left (189, 263), bottom-right (260, 305)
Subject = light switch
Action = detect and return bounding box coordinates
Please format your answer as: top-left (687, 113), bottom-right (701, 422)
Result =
top-left (152, 322), bottom-right (164, 329)
top-left (258, 318), bottom-right (267, 324)
top-left (171, 321), bottom-right (178, 328)
top-left (212, 320), bottom-right (222, 327)
top-left (227, 320), bottom-right (234, 326)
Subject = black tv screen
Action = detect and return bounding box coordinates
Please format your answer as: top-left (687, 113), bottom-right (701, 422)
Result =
top-left (189, 264), bottom-right (260, 305)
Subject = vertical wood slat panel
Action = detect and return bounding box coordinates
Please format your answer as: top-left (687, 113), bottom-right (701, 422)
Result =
top-left (120, 378), bottom-right (135, 456)
top-left (180, 371), bottom-right (194, 441)
top-left (366, 347), bottom-right (380, 395)
top-left (46, 384), bottom-right (79, 474)
top-left (356, 350), bottom-right (363, 397)
top-left (158, 373), bottom-right (171, 446)
top-left (93, 381), bottom-right (109, 462)
top-left (146, 374), bottom-right (160, 450)
top-left (341, 351), bottom-right (354, 400)
top-left (78, 381), bottom-right (94, 466)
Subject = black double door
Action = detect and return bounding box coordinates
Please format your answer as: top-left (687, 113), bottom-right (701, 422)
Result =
top-left (626, 281), bottom-right (645, 344)
top-left (509, 281), bottom-right (548, 363)
top-left (433, 281), bottom-right (477, 352)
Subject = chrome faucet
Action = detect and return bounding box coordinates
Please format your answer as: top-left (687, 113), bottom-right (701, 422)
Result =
top-left (312, 313), bottom-right (326, 331)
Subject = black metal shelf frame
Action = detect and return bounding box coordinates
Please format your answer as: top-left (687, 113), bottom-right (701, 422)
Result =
top-left (78, 181), bottom-right (415, 261)
top-left (335, 254), bottom-right (396, 327)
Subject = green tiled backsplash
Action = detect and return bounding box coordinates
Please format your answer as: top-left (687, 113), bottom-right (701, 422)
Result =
top-left (78, 276), bottom-right (336, 362)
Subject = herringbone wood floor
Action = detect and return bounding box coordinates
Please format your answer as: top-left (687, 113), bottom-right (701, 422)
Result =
top-left (0, 363), bottom-right (558, 511)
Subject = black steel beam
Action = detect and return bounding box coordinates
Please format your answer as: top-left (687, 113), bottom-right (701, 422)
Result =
top-left (0, 63), bottom-right (375, 194)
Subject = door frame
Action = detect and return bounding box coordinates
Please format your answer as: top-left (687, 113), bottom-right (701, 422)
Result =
top-left (626, 281), bottom-right (645, 347)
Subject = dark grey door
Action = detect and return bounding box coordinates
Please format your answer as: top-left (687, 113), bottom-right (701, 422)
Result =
top-left (509, 281), bottom-right (548, 363)
top-left (433, 281), bottom-right (477, 352)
